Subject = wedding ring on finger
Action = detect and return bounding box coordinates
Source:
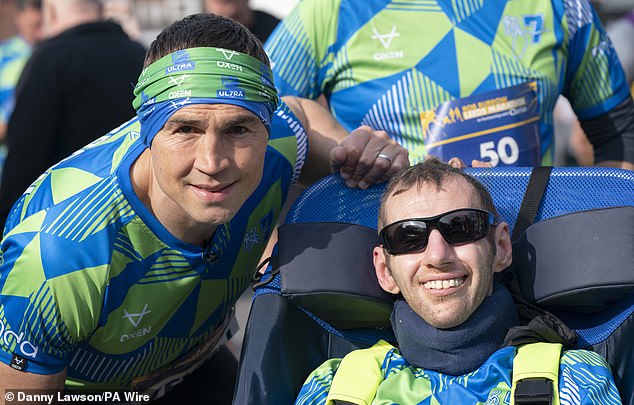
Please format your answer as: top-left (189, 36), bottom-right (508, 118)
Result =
top-left (376, 152), bottom-right (393, 165)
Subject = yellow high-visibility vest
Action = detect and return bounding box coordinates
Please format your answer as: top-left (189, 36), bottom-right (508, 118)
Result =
top-left (326, 340), bottom-right (562, 405)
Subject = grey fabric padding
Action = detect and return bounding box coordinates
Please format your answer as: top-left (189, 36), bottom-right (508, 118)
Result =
top-left (278, 222), bottom-right (396, 329)
top-left (513, 206), bottom-right (634, 312)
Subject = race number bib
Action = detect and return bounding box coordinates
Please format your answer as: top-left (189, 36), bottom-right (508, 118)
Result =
top-left (422, 82), bottom-right (540, 166)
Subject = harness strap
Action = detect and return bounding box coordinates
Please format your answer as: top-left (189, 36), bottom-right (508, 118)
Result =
top-left (512, 166), bottom-right (552, 241)
top-left (326, 340), bottom-right (393, 405)
top-left (328, 341), bottom-right (562, 404)
top-left (511, 342), bottom-right (562, 405)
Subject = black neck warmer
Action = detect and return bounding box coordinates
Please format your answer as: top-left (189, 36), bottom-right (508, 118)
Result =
top-left (391, 283), bottom-right (519, 376)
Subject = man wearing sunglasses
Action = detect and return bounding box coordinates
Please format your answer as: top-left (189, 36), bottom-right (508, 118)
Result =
top-left (295, 158), bottom-right (621, 404)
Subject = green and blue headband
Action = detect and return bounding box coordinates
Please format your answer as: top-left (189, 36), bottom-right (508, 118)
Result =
top-left (133, 47), bottom-right (279, 147)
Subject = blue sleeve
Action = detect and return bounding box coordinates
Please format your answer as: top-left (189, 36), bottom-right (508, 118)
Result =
top-left (269, 100), bottom-right (309, 185)
top-left (558, 350), bottom-right (622, 404)
top-left (0, 203), bottom-right (110, 374)
top-left (0, 241), bottom-right (77, 375)
top-left (562, 0), bottom-right (631, 119)
top-left (294, 358), bottom-right (341, 405)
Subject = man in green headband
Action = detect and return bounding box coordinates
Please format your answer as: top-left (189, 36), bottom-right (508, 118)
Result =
top-left (0, 12), bottom-right (408, 405)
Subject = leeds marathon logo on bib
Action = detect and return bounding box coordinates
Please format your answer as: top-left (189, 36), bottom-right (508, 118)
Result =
top-left (421, 82), bottom-right (540, 167)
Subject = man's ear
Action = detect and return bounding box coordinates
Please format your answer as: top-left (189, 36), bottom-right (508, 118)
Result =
top-left (373, 246), bottom-right (400, 294)
top-left (492, 221), bottom-right (513, 273)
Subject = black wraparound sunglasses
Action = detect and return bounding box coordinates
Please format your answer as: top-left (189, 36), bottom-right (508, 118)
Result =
top-left (379, 208), bottom-right (497, 255)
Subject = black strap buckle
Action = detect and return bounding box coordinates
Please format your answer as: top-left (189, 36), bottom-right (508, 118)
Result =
top-left (252, 256), bottom-right (279, 290)
top-left (514, 378), bottom-right (554, 405)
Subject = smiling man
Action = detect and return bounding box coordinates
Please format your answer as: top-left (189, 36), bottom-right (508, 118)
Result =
top-left (0, 12), bottom-right (407, 405)
top-left (374, 166), bottom-right (505, 331)
top-left (294, 158), bottom-right (621, 404)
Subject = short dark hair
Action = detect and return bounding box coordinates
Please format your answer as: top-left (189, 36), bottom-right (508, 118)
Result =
top-left (144, 13), bottom-right (269, 68)
top-left (378, 157), bottom-right (498, 229)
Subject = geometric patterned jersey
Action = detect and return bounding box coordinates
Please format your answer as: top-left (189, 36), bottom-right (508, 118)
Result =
top-left (265, 0), bottom-right (630, 164)
top-left (0, 101), bottom-right (308, 390)
top-left (295, 346), bottom-right (623, 404)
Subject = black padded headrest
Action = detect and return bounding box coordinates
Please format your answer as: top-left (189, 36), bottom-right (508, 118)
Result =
top-left (275, 205), bottom-right (634, 327)
top-left (513, 206), bottom-right (634, 313)
top-left (277, 222), bottom-right (396, 329)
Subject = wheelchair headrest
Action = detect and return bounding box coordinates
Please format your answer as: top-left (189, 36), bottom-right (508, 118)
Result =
top-left (513, 206), bottom-right (634, 313)
top-left (239, 168), bottom-right (634, 405)
top-left (278, 168), bottom-right (634, 325)
top-left (276, 222), bottom-right (396, 329)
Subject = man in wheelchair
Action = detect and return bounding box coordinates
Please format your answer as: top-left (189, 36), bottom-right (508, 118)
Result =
top-left (294, 158), bottom-right (621, 404)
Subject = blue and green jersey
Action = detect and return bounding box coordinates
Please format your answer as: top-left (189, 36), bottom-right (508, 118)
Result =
top-left (0, 100), bottom-right (307, 390)
top-left (266, 0), bottom-right (630, 164)
top-left (295, 345), bottom-right (622, 404)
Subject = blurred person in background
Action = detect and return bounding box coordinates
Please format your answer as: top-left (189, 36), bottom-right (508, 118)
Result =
top-left (607, 9), bottom-right (634, 94)
top-left (0, 0), bottom-right (42, 177)
top-left (0, 0), bottom-right (146, 229)
top-left (103, 0), bottom-right (141, 41)
top-left (553, 97), bottom-right (595, 166)
top-left (553, 8), bottom-right (634, 167)
top-left (0, 0), bottom-right (19, 40)
top-left (203, 0), bottom-right (280, 43)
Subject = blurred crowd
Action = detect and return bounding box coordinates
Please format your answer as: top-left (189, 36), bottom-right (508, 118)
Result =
top-left (0, 0), bottom-right (283, 181)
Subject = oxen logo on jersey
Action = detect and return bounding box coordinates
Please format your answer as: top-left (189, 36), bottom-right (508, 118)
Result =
top-left (122, 304), bottom-right (151, 328)
top-left (371, 26), bottom-right (404, 61)
top-left (120, 304), bottom-right (153, 343)
top-left (372, 26), bottom-right (400, 49)
top-left (502, 15), bottom-right (545, 59)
